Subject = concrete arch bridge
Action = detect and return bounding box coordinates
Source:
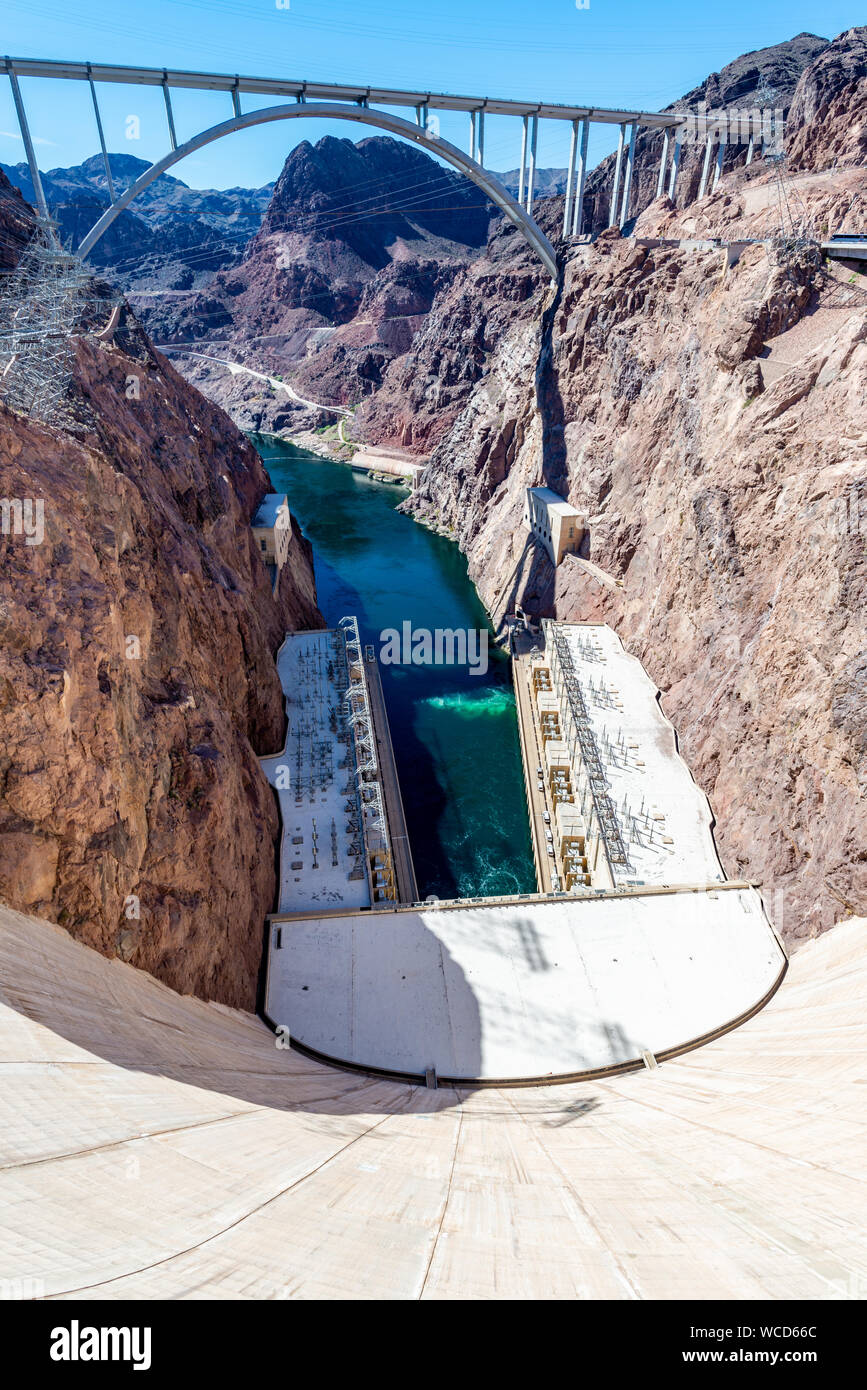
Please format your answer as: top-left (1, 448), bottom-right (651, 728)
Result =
top-left (5, 55), bottom-right (697, 280)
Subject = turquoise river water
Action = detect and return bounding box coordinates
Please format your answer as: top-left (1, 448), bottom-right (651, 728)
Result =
top-left (255, 438), bottom-right (536, 900)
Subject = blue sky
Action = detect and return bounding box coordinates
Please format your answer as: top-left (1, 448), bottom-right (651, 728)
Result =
top-left (0, 0), bottom-right (860, 189)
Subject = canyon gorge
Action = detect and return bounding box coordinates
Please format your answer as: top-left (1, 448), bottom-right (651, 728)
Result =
top-left (0, 24), bottom-right (864, 1005)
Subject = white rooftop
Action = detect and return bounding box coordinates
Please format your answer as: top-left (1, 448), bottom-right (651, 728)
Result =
top-left (266, 887), bottom-right (783, 1081)
top-left (261, 631), bottom-right (370, 916)
top-left (548, 623), bottom-right (726, 886)
top-left (252, 492), bottom-right (288, 529)
top-left (527, 485), bottom-right (583, 515)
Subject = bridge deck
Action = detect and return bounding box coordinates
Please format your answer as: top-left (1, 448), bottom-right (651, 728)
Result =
top-left (5, 56), bottom-right (684, 128)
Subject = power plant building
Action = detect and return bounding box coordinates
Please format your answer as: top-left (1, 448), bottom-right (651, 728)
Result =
top-left (524, 486), bottom-right (585, 565)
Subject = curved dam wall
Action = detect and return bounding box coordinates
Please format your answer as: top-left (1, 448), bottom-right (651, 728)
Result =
top-left (0, 902), bottom-right (861, 1301)
top-left (264, 885), bottom-right (786, 1083)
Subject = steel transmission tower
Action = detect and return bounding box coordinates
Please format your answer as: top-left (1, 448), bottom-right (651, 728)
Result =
top-left (0, 221), bottom-right (90, 426)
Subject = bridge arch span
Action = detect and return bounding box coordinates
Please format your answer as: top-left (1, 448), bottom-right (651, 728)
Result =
top-left (76, 102), bottom-right (559, 278)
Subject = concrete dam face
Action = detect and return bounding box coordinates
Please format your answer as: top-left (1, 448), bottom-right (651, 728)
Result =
top-left (1, 901), bottom-right (862, 1301)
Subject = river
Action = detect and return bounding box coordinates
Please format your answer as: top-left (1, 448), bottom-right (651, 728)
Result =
top-left (254, 437), bottom-right (536, 900)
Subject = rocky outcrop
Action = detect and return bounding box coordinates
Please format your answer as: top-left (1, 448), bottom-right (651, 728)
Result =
top-left (0, 192), bottom-right (321, 1007)
top-left (786, 27), bottom-right (867, 170)
top-left (581, 33), bottom-right (829, 234)
top-left (353, 214), bottom-right (547, 453)
top-left (124, 135), bottom-right (497, 429)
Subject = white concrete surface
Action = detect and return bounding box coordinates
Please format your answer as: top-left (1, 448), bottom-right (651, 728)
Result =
top-left (261, 631), bottom-right (370, 915)
top-left (548, 623), bottom-right (726, 886)
top-left (1, 902), bottom-right (863, 1301)
top-left (266, 887), bottom-right (784, 1079)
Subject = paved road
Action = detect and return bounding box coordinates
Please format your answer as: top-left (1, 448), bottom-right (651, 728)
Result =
top-left (159, 347), bottom-right (354, 418)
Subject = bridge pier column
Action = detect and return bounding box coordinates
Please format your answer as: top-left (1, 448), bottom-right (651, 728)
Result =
top-left (698, 132), bottom-right (714, 199)
top-left (745, 133), bottom-right (754, 165)
top-left (711, 134), bottom-right (725, 192)
top-left (619, 120), bottom-right (637, 229)
top-left (231, 79), bottom-right (242, 118)
top-left (470, 110), bottom-right (486, 165)
top-left (526, 114), bottom-right (538, 212)
top-left (656, 128), bottom-right (670, 199)
top-left (563, 119), bottom-right (579, 237)
top-left (518, 115), bottom-right (528, 207)
top-left (572, 116), bottom-right (589, 236)
top-left (608, 122), bottom-right (626, 228)
top-left (668, 131), bottom-right (681, 199)
top-left (162, 74), bottom-right (178, 151)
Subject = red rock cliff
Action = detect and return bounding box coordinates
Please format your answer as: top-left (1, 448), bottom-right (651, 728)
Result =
top-left (0, 177), bottom-right (321, 1007)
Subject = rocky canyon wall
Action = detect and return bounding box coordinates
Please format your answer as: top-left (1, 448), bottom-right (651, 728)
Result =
top-left (402, 34), bottom-right (867, 946)
top-left (0, 177), bottom-right (321, 1007)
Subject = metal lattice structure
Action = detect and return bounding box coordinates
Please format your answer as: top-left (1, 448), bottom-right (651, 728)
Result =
top-left (546, 623), bottom-right (630, 875)
top-left (0, 223), bottom-right (90, 425)
top-left (338, 617), bottom-right (386, 842)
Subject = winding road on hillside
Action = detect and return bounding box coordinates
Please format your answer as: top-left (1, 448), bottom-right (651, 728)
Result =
top-left (157, 346), bottom-right (354, 418)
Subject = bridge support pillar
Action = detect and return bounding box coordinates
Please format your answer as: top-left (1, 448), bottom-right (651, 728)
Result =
top-left (608, 122), bottom-right (626, 228)
top-left (698, 133), bottom-right (714, 199)
top-left (656, 128), bottom-right (670, 199)
top-left (711, 135), bottom-right (725, 192)
top-left (4, 60), bottom-right (54, 233)
top-left (526, 114), bottom-right (538, 212)
top-left (745, 133), bottom-right (754, 165)
top-left (518, 115), bottom-right (528, 207)
top-left (668, 132), bottom-right (681, 199)
top-left (469, 110), bottom-right (486, 165)
top-left (87, 65), bottom-right (116, 203)
top-left (619, 120), bottom-right (637, 229)
top-left (572, 116), bottom-right (589, 236)
top-left (563, 119), bottom-right (578, 237)
top-left (232, 80), bottom-right (242, 118)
